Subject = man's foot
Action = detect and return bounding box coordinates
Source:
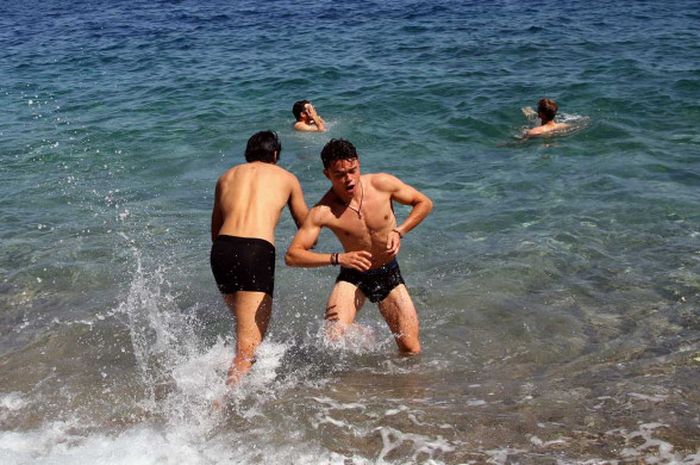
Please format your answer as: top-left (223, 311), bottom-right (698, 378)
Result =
top-left (225, 355), bottom-right (256, 386)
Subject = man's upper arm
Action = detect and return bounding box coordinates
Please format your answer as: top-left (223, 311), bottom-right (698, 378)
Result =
top-left (380, 174), bottom-right (427, 206)
top-left (210, 179), bottom-right (223, 241)
top-left (287, 175), bottom-right (309, 228)
top-left (290, 206), bottom-right (324, 250)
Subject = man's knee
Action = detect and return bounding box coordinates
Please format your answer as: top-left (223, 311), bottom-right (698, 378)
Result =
top-left (323, 319), bottom-right (349, 341)
top-left (398, 338), bottom-right (421, 355)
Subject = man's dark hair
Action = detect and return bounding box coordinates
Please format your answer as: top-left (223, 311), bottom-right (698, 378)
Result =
top-left (245, 130), bottom-right (281, 163)
top-left (321, 139), bottom-right (358, 168)
top-left (537, 98), bottom-right (558, 123)
top-left (292, 100), bottom-right (310, 121)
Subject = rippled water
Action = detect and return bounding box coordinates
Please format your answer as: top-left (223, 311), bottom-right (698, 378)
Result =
top-left (1, 1), bottom-right (699, 463)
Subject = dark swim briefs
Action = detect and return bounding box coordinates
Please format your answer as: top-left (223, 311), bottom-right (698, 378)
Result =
top-left (336, 258), bottom-right (405, 303)
top-left (210, 235), bottom-right (275, 296)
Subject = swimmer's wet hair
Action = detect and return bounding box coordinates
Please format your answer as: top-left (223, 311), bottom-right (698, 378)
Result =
top-left (321, 139), bottom-right (358, 168)
top-left (245, 130), bottom-right (281, 163)
top-left (292, 100), bottom-right (310, 120)
top-left (537, 98), bottom-right (558, 123)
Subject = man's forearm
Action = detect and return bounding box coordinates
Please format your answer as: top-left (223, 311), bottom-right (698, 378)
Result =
top-left (310, 111), bottom-right (326, 131)
top-left (396, 198), bottom-right (433, 236)
top-left (285, 247), bottom-right (335, 268)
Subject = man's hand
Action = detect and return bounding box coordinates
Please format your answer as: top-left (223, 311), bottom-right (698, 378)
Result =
top-left (339, 250), bottom-right (372, 271)
top-left (386, 230), bottom-right (401, 256)
top-left (305, 103), bottom-right (315, 116)
top-left (302, 103), bottom-right (326, 131)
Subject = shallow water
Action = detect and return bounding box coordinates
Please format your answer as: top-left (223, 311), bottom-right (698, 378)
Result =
top-left (1, 0), bottom-right (700, 463)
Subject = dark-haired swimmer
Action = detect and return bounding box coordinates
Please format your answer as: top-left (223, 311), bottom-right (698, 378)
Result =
top-left (210, 130), bottom-right (308, 386)
top-left (285, 139), bottom-right (432, 354)
top-left (523, 98), bottom-right (570, 137)
top-left (292, 100), bottom-right (326, 132)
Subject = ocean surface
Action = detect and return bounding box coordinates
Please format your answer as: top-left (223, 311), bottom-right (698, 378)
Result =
top-left (1, 1), bottom-right (700, 463)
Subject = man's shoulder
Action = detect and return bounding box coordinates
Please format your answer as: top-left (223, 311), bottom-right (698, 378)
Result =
top-left (316, 189), bottom-right (338, 207)
top-left (293, 121), bottom-right (317, 132)
top-left (526, 125), bottom-right (548, 137)
top-left (314, 190), bottom-right (343, 212)
top-left (262, 164), bottom-right (301, 189)
top-left (527, 122), bottom-right (569, 137)
top-left (256, 162), bottom-right (294, 175)
top-left (307, 200), bottom-right (334, 224)
top-left (219, 164), bottom-right (242, 180)
top-left (366, 172), bottom-right (402, 190)
top-left (221, 163), bottom-right (296, 183)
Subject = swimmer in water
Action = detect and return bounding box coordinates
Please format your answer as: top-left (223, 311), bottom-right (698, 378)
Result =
top-left (292, 100), bottom-right (327, 132)
top-left (523, 98), bottom-right (570, 137)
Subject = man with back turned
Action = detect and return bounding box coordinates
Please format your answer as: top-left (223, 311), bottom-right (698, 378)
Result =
top-left (524, 98), bottom-right (570, 137)
top-left (210, 130), bottom-right (308, 385)
top-left (285, 139), bottom-right (432, 354)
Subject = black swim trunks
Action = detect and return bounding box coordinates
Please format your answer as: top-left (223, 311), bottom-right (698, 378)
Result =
top-left (210, 235), bottom-right (275, 296)
top-left (336, 258), bottom-right (405, 303)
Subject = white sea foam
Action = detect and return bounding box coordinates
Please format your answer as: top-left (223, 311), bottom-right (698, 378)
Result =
top-left (0, 422), bottom-right (383, 465)
top-left (376, 426), bottom-right (456, 464)
top-left (617, 423), bottom-right (697, 465)
top-left (627, 392), bottom-right (668, 403)
top-left (320, 322), bottom-right (387, 354)
top-left (0, 393), bottom-right (26, 411)
top-left (311, 396), bottom-right (366, 411)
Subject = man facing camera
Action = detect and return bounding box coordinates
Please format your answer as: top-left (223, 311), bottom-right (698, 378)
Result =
top-left (292, 100), bottom-right (327, 132)
top-left (285, 139), bottom-right (432, 354)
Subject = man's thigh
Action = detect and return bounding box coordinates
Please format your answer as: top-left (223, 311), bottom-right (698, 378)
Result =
top-left (325, 280), bottom-right (366, 324)
top-left (378, 284), bottom-right (420, 346)
top-left (225, 291), bottom-right (272, 342)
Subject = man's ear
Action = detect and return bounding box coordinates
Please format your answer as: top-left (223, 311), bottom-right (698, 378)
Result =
top-left (323, 168), bottom-right (330, 180)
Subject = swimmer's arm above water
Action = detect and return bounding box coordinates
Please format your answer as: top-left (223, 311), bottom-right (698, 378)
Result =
top-left (305, 103), bottom-right (326, 131)
top-left (286, 173), bottom-right (309, 229)
top-left (210, 179), bottom-right (224, 241)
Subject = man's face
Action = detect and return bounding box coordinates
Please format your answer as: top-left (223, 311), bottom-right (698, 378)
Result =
top-left (302, 103), bottom-right (313, 121)
top-left (324, 158), bottom-right (361, 201)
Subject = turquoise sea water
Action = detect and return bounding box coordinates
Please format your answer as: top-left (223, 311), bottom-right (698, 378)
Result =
top-left (2, 1), bottom-right (700, 463)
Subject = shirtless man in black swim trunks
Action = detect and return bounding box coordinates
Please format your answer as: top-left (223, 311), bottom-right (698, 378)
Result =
top-left (210, 130), bottom-right (308, 385)
top-left (285, 139), bottom-right (432, 353)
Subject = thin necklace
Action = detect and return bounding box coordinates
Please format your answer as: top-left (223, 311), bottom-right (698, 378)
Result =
top-left (346, 179), bottom-right (363, 219)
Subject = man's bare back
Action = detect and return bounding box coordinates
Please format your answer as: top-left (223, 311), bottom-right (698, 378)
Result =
top-left (210, 131), bottom-right (307, 387)
top-left (212, 162), bottom-right (306, 244)
top-left (525, 120), bottom-right (570, 137)
top-left (523, 98), bottom-right (570, 138)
